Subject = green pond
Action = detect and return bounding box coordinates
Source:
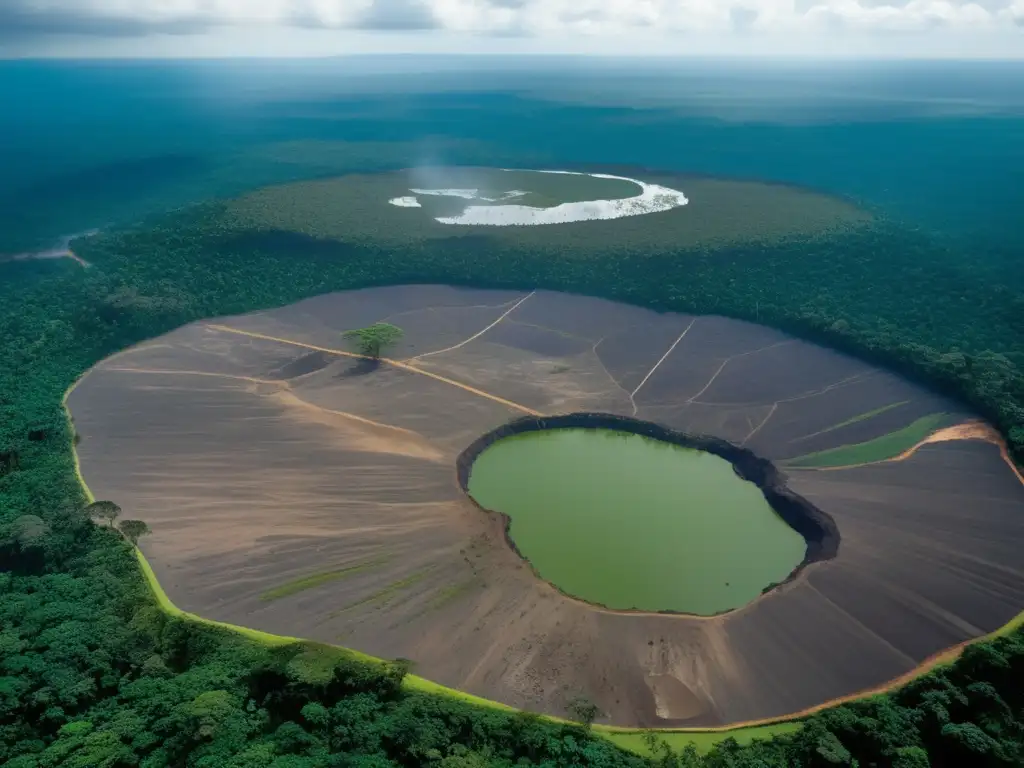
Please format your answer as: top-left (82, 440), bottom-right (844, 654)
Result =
top-left (467, 428), bottom-right (806, 615)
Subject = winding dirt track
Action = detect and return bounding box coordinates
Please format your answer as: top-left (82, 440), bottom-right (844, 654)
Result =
top-left (68, 285), bottom-right (1024, 727)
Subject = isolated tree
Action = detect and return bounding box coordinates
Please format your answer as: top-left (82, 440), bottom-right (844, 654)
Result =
top-left (86, 500), bottom-right (121, 527)
top-left (342, 323), bottom-right (403, 360)
top-left (385, 657), bottom-right (414, 689)
top-left (565, 695), bottom-right (602, 730)
top-left (118, 519), bottom-right (151, 547)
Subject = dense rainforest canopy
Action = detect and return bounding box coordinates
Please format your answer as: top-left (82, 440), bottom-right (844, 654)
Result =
top-left (2, 184), bottom-right (1024, 767)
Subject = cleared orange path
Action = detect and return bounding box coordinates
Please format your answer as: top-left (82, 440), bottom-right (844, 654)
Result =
top-left (204, 323), bottom-right (541, 416)
top-left (893, 421), bottom-right (1024, 485)
top-left (66, 250), bottom-right (89, 268)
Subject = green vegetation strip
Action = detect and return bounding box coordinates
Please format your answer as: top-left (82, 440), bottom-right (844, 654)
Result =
top-left (786, 413), bottom-right (948, 468)
top-left (427, 579), bottom-right (478, 611)
top-left (600, 723), bottom-right (804, 756)
top-left (260, 556), bottom-right (391, 601)
top-left (136, 550), bottom-right (300, 647)
top-left (790, 400), bottom-right (909, 443)
top-left (331, 566), bottom-right (435, 616)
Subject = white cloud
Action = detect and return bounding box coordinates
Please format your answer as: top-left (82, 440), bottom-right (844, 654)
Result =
top-left (999, 0), bottom-right (1024, 23)
top-left (802, 0), bottom-right (999, 32)
top-left (1, 0), bottom-right (1022, 56)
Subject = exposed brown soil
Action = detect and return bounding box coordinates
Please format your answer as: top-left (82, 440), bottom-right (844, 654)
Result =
top-left (68, 285), bottom-right (1024, 728)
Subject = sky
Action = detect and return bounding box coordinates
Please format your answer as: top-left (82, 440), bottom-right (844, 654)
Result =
top-left (1, 0), bottom-right (1022, 59)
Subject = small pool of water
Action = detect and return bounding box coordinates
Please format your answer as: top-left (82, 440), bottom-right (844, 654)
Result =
top-left (467, 428), bottom-right (806, 614)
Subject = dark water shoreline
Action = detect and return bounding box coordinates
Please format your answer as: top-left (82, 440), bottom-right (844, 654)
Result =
top-left (456, 412), bottom-right (841, 617)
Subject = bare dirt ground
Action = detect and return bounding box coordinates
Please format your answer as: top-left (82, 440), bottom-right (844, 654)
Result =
top-left (68, 285), bottom-right (1024, 728)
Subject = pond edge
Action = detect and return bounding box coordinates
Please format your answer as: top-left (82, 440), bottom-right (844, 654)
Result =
top-left (456, 412), bottom-right (841, 618)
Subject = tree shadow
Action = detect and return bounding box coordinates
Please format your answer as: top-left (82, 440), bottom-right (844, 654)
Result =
top-left (335, 358), bottom-right (381, 378)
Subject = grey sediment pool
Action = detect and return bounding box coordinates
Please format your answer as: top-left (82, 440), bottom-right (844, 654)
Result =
top-left (467, 428), bottom-right (806, 615)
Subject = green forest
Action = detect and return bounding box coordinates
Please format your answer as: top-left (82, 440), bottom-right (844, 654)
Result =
top-left (3, 192), bottom-right (1024, 767)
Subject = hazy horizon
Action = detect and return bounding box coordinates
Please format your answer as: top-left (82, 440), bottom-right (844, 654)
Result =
top-left (3, 55), bottom-right (1022, 258)
top-left (2, 0), bottom-right (1023, 60)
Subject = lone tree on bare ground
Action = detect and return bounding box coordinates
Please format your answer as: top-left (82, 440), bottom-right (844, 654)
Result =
top-left (342, 323), bottom-right (403, 360)
top-left (118, 519), bottom-right (151, 547)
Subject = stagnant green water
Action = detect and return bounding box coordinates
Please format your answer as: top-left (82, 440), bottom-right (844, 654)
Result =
top-left (467, 428), bottom-right (806, 614)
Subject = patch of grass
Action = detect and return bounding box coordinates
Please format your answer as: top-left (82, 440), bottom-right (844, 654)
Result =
top-left (598, 722), bottom-right (803, 756)
top-left (260, 556), bottom-right (391, 601)
top-left (399, 579), bottom-right (480, 625)
top-left (790, 400), bottom-right (910, 443)
top-left (333, 567), bottom-right (435, 615)
top-left (427, 580), bottom-right (478, 611)
top-left (403, 676), bottom-right (519, 710)
top-left (786, 413), bottom-right (949, 468)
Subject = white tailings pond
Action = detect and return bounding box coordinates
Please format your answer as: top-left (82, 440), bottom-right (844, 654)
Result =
top-left (388, 169), bottom-right (688, 226)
